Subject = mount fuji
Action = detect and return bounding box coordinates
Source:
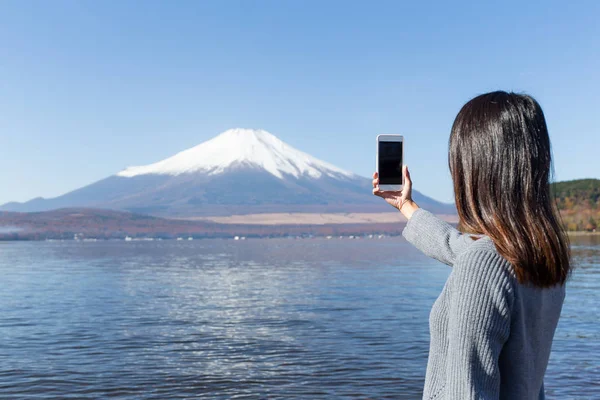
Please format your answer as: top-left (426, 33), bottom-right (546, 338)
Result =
top-left (1, 129), bottom-right (455, 217)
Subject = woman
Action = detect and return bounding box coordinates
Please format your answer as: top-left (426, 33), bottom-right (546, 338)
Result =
top-left (373, 91), bottom-right (570, 400)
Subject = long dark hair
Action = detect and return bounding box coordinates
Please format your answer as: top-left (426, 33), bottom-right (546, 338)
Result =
top-left (449, 91), bottom-right (570, 287)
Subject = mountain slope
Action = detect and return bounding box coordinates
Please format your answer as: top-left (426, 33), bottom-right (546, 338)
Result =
top-left (1, 129), bottom-right (455, 217)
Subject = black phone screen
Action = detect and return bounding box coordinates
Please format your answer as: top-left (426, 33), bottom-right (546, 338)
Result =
top-left (378, 141), bottom-right (403, 185)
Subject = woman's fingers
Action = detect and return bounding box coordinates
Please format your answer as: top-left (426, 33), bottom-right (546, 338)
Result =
top-left (372, 171), bottom-right (405, 207)
top-left (373, 174), bottom-right (384, 197)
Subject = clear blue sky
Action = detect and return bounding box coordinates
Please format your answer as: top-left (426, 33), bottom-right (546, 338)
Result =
top-left (1, 0), bottom-right (598, 205)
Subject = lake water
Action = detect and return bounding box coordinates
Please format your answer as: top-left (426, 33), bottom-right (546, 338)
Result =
top-left (0, 236), bottom-right (598, 399)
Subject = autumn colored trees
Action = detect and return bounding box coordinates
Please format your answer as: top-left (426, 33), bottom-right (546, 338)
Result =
top-left (552, 179), bottom-right (600, 232)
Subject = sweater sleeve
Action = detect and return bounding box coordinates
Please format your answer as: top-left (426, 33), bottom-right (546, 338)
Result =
top-left (402, 208), bottom-right (473, 266)
top-left (445, 249), bottom-right (514, 400)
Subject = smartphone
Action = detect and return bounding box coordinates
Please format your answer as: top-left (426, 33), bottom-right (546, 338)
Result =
top-left (376, 134), bottom-right (404, 190)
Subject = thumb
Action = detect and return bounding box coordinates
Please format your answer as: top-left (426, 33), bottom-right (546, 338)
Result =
top-left (403, 165), bottom-right (412, 189)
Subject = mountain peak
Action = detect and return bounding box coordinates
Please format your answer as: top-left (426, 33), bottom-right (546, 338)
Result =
top-left (219, 128), bottom-right (273, 139)
top-left (117, 128), bottom-right (355, 180)
top-left (213, 128), bottom-right (286, 151)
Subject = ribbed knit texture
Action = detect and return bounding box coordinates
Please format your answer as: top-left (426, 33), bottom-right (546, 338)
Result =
top-left (403, 209), bottom-right (565, 400)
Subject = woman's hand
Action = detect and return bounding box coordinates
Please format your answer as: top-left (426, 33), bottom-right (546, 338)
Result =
top-left (372, 165), bottom-right (419, 219)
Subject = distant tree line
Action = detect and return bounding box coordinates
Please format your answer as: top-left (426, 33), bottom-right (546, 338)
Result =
top-left (552, 179), bottom-right (600, 232)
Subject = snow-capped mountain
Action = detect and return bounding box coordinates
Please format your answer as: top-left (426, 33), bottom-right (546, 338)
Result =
top-left (1, 129), bottom-right (455, 217)
top-left (118, 128), bottom-right (354, 180)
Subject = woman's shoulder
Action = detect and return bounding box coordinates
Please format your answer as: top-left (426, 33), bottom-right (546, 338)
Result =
top-left (451, 237), bottom-right (517, 306)
top-left (456, 236), bottom-right (513, 273)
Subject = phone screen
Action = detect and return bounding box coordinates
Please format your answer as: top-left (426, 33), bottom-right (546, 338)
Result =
top-left (378, 141), bottom-right (403, 184)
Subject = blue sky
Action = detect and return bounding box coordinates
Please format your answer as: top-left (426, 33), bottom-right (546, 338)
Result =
top-left (1, 0), bottom-right (598, 205)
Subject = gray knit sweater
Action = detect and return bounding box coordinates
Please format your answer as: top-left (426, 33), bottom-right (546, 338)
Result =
top-left (402, 208), bottom-right (565, 400)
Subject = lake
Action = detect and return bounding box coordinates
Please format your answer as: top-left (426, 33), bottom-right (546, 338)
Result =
top-left (0, 236), bottom-right (598, 399)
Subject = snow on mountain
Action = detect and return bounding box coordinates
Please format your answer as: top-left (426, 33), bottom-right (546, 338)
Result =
top-left (117, 128), bottom-right (355, 180)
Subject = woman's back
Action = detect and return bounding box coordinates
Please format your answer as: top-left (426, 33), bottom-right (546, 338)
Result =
top-left (501, 271), bottom-right (564, 399)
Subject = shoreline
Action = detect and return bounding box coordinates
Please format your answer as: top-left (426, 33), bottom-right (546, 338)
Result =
top-left (567, 231), bottom-right (600, 236)
top-left (181, 212), bottom-right (459, 225)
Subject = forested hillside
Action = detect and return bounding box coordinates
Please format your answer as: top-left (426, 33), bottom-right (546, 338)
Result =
top-left (552, 179), bottom-right (600, 231)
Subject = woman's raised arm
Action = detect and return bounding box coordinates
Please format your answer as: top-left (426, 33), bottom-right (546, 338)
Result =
top-left (373, 167), bottom-right (471, 266)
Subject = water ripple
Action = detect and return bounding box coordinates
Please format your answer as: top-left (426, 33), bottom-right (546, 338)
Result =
top-left (0, 237), bottom-right (597, 398)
